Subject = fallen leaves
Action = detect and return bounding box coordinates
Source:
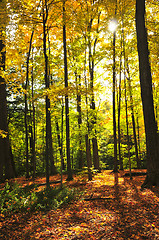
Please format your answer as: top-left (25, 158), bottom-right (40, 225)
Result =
top-left (0, 170), bottom-right (159, 240)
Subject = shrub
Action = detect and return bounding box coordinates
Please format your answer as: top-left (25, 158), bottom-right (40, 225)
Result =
top-left (0, 182), bottom-right (77, 214)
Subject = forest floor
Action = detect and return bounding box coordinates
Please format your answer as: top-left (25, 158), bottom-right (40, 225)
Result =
top-left (0, 170), bottom-right (159, 240)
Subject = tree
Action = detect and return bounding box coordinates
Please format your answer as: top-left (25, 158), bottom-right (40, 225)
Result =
top-left (136, 0), bottom-right (159, 187)
top-left (87, 1), bottom-right (100, 171)
top-left (2, 0), bottom-right (158, 179)
top-left (123, 42), bottom-right (131, 179)
top-left (25, 30), bottom-right (34, 178)
top-left (117, 33), bottom-right (123, 171)
top-left (42, 0), bottom-right (57, 187)
top-left (112, 1), bottom-right (118, 173)
top-left (63, 0), bottom-right (73, 180)
top-left (76, 74), bottom-right (83, 169)
top-left (126, 59), bottom-right (141, 169)
top-left (0, 0), bottom-right (14, 180)
top-left (31, 50), bottom-right (36, 179)
top-left (84, 37), bottom-right (92, 180)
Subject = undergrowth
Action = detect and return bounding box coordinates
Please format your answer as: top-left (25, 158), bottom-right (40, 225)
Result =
top-left (0, 182), bottom-right (77, 214)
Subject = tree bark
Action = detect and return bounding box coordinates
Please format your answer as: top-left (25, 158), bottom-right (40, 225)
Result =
top-left (124, 68), bottom-right (131, 179)
top-left (112, 21), bottom-right (118, 173)
top-left (31, 56), bottom-right (36, 179)
top-left (61, 98), bottom-right (65, 170)
top-left (85, 134), bottom-right (92, 181)
top-left (84, 43), bottom-right (92, 180)
top-left (0, 16), bottom-right (14, 180)
top-left (55, 116), bottom-right (65, 170)
top-left (43, 8), bottom-right (50, 186)
top-left (136, 114), bottom-right (141, 162)
top-left (126, 60), bottom-right (141, 168)
top-left (88, 15), bottom-right (100, 171)
top-left (63, 1), bottom-right (73, 180)
top-left (117, 38), bottom-right (123, 171)
top-left (136, 0), bottom-right (159, 187)
top-left (25, 30), bottom-right (34, 178)
top-left (123, 27), bottom-right (131, 179)
top-left (76, 74), bottom-right (83, 169)
top-left (42, 0), bottom-right (57, 187)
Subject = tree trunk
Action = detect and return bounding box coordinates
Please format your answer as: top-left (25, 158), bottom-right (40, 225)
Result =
top-left (124, 70), bottom-right (131, 179)
top-left (154, 84), bottom-right (158, 122)
top-left (25, 31), bottom-right (34, 178)
top-left (63, 1), bottom-right (73, 180)
top-left (48, 111), bottom-right (57, 175)
top-left (55, 116), bottom-right (65, 170)
top-left (0, 23), bottom-right (14, 180)
top-left (136, 114), bottom-right (141, 164)
top-left (86, 9), bottom-right (101, 171)
top-left (43, 3), bottom-right (50, 187)
top-left (84, 44), bottom-right (92, 179)
top-left (61, 98), bottom-right (65, 170)
top-left (45, 29), bottom-right (57, 176)
top-left (126, 60), bottom-right (141, 168)
top-left (136, 0), bottom-right (159, 187)
top-left (88, 27), bottom-right (100, 171)
top-left (118, 43), bottom-right (123, 170)
top-left (123, 27), bottom-right (131, 179)
top-left (31, 57), bottom-right (36, 179)
top-left (25, 30), bottom-right (34, 179)
top-left (24, 88), bottom-right (29, 178)
top-left (85, 134), bottom-right (92, 181)
top-left (42, 0), bottom-right (57, 186)
top-left (76, 74), bottom-right (83, 169)
top-left (112, 21), bottom-right (118, 173)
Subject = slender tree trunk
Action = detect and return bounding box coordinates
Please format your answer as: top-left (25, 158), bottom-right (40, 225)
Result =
top-left (55, 116), bottom-right (65, 170)
top-left (43, 2), bottom-right (50, 187)
top-left (76, 74), bottom-right (83, 169)
top-left (85, 74), bottom-right (92, 180)
top-left (31, 56), bottom-right (36, 178)
top-left (61, 98), bottom-right (65, 170)
top-left (85, 134), bottom-right (92, 181)
top-left (118, 35), bottom-right (123, 171)
top-left (155, 84), bottom-right (158, 122)
top-left (136, 114), bottom-right (141, 164)
top-left (124, 72), bottom-right (131, 179)
top-left (84, 43), bottom-right (92, 179)
top-left (86, 10), bottom-right (101, 171)
top-left (63, 1), bottom-right (73, 180)
top-left (46, 30), bottom-right (57, 176)
top-left (112, 21), bottom-right (118, 173)
top-left (24, 86), bottom-right (29, 177)
top-left (43, 0), bottom-right (57, 186)
top-left (25, 31), bottom-right (34, 178)
top-left (48, 113), bottom-right (57, 175)
top-left (126, 60), bottom-right (141, 168)
top-left (88, 35), bottom-right (99, 171)
top-left (122, 27), bottom-right (131, 179)
top-left (136, 0), bottom-right (159, 187)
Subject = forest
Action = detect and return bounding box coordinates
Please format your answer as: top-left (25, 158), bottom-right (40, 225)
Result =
top-left (0, 0), bottom-right (159, 238)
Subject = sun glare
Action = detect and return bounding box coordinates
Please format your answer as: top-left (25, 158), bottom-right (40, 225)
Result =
top-left (108, 19), bottom-right (118, 33)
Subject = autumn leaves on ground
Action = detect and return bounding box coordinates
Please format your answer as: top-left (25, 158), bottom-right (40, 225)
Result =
top-left (0, 170), bottom-right (159, 240)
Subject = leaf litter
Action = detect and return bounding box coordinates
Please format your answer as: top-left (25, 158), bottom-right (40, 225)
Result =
top-left (0, 170), bottom-right (159, 239)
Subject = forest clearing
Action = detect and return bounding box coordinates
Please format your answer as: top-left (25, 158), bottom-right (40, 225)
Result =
top-left (0, 170), bottom-right (159, 239)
